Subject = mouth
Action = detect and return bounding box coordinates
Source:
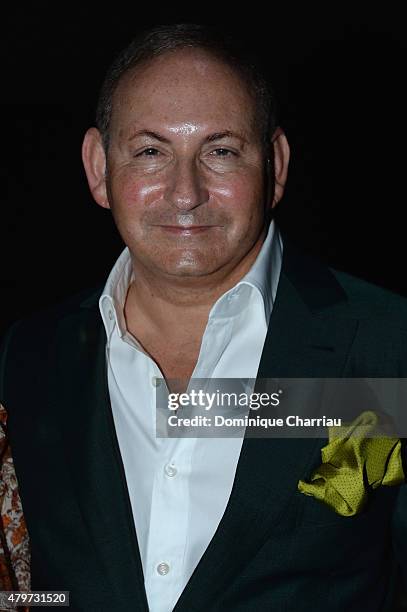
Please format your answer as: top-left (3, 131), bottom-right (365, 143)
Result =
top-left (153, 225), bottom-right (218, 235)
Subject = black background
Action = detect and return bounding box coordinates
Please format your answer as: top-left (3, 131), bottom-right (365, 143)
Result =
top-left (1, 5), bottom-right (406, 335)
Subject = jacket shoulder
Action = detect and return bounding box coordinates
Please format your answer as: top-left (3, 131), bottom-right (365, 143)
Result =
top-left (281, 234), bottom-right (407, 326)
top-left (330, 267), bottom-right (407, 326)
top-left (3, 284), bottom-right (103, 338)
top-left (0, 285), bottom-right (104, 403)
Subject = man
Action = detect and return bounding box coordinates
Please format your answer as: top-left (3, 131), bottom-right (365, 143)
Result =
top-left (1, 22), bottom-right (407, 612)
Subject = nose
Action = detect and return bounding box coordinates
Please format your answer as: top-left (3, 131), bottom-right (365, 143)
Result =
top-left (165, 158), bottom-right (209, 211)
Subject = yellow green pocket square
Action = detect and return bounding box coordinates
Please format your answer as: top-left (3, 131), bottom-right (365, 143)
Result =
top-left (298, 410), bottom-right (405, 516)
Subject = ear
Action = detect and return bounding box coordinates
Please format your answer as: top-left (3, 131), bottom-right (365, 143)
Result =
top-left (270, 127), bottom-right (290, 208)
top-left (82, 127), bottom-right (110, 209)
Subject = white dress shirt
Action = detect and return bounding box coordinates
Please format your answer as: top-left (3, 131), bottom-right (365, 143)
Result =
top-left (99, 221), bottom-right (283, 612)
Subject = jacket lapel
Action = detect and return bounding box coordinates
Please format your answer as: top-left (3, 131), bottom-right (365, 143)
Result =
top-left (172, 238), bottom-right (359, 611)
top-left (57, 306), bottom-right (149, 611)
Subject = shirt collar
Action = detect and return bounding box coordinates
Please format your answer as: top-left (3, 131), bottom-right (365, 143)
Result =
top-left (207, 220), bottom-right (282, 323)
top-left (99, 247), bottom-right (134, 339)
top-left (235, 219), bottom-right (282, 322)
top-left (99, 220), bottom-right (283, 337)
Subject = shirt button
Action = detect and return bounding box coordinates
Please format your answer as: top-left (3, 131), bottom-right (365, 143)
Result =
top-left (164, 463), bottom-right (177, 477)
top-left (108, 309), bottom-right (114, 320)
top-left (151, 376), bottom-right (162, 387)
top-left (156, 562), bottom-right (170, 575)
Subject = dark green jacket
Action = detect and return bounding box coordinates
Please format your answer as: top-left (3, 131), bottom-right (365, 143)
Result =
top-left (1, 237), bottom-right (407, 611)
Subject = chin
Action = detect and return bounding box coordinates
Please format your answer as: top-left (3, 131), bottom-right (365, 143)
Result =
top-left (157, 250), bottom-right (222, 277)
top-left (163, 265), bottom-right (216, 278)
top-left (160, 258), bottom-right (221, 278)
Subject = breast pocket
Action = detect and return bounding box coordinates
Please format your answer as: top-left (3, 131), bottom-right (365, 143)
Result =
top-left (289, 486), bottom-right (398, 573)
top-left (298, 484), bottom-right (397, 529)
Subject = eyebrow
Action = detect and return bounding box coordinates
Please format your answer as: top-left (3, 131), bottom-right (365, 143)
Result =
top-left (127, 129), bottom-right (248, 145)
top-left (205, 131), bottom-right (248, 144)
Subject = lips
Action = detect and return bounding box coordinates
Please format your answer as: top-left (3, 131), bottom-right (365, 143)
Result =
top-left (156, 225), bottom-right (215, 234)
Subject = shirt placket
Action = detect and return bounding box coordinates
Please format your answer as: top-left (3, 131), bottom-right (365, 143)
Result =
top-left (144, 434), bottom-right (196, 612)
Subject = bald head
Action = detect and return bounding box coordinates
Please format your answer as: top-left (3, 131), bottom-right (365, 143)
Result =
top-left (95, 23), bottom-right (277, 156)
top-left (108, 48), bottom-right (262, 158)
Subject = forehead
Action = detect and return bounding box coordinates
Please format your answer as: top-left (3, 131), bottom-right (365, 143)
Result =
top-left (110, 48), bottom-right (256, 136)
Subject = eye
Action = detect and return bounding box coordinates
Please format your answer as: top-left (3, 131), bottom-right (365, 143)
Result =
top-left (136, 147), bottom-right (161, 157)
top-left (211, 148), bottom-right (236, 157)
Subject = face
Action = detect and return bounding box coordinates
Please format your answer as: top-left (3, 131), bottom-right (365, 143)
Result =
top-left (83, 48), bottom-right (289, 283)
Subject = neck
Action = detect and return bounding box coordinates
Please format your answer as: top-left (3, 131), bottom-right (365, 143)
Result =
top-left (124, 232), bottom-right (266, 340)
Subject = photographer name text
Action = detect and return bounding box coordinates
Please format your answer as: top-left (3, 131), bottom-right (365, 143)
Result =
top-left (167, 415), bottom-right (342, 428)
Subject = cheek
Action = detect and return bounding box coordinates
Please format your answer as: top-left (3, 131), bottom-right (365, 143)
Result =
top-left (211, 174), bottom-right (264, 219)
top-left (109, 168), bottom-right (166, 210)
top-left (128, 182), bottom-right (164, 208)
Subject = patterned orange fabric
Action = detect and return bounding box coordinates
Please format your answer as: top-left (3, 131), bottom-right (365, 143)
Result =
top-left (0, 403), bottom-right (30, 611)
